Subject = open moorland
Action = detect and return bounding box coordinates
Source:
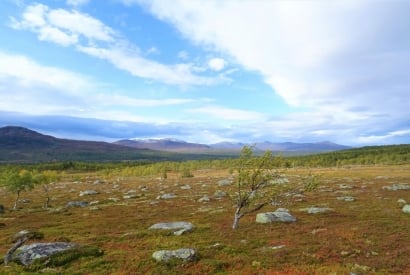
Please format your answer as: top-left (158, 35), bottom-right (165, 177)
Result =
top-left (0, 158), bottom-right (409, 274)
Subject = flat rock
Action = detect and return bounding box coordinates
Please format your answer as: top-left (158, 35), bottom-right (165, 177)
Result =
top-left (149, 222), bottom-right (194, 235)
top-left (156, 193), bottom-right (177, 199)
top-left (218, 179), bottom-right (232, 186)
top-left (299, 207), bottom-right (333, 214)
top-left (66, 201), bottom-right (89, 208)
top-left (402, 204), bottom-right (410, 214)
top-left (198, 195), bottom-right (211, 202)
top-left (152, 248), bottom-right (197, 263)
top-left (336, 196), bottom-right (355, 202)
top-left (79, 190), bottom-right (99, 196)
top-left (256, 208), bottom-right (296, 223)
top-left (382, 184), bottom-right (410, 191)
top-left (15, 242), bottom-right (77, 265)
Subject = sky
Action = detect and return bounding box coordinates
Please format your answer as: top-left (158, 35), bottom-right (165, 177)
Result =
top-left (0, 0), bottom-right (409, 146)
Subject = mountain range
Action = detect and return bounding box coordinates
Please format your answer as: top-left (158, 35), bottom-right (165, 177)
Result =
top-left (115, 138), bottom-right (350, 153)
top-left (0, 126), bottom-right (351, 163)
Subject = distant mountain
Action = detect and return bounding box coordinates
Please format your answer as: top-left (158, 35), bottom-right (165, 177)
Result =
top-left (0, 126), bottom-right (172, 163)
top-left (116, 138), bottom-right (350, 153)
top-left (252, 141), bottom-right (351, 152)
top-left (114, 138), bottom-right (210, 152)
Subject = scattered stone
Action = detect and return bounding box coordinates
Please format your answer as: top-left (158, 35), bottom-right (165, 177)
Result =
top-left (14, 242), bottom-right (103, 266)
top-left (180, 184), bottom-right (191, 190)
top-left (311, 228), bottom-right (327, 235)
top-left (156, 193), bottom-right (177, 200)
top-left (198, 195), bottom-right (211, 202)
top-left (270, 177), bottom-right (289, 185)
top-left (338, 184), bottom-right (353, 189)
top-left (93, 180), bottom-right (104, 185)
top-left (214, 190), bottom-right (227, 198)
top-left (19, 199), bottom-right (31, 203)
top-left (124, 189), bottom-right (137, 194)
top-left (299, 207), bottom-right (333, 214)
top-left (397, 198), bottom-right (407, 205)
top-left (217, 179), bottom-right (232, 186)
top-left (108, 197), bottom-right (119, 203)
top-left (152, 248), bottom-right (197, 263)
top-left (270, 244), bottom-right (286, 250)
top-left (256, 208), bottom-right (296, 223)
top-left (383, 184), bottom-right (410, 191)
top-left (79, 190), bottom-right (99, 196)
top-left (336, 196), bottom-right (355, 202)
top-left (149, 222), bottom-right (194, 235)
top-left (66, 201), bottom-right (89, 208)
top-left (89, 201), bottom-right (99, 206)
top-left (123, 194), bottom-right (139, 199)
top-left (402, 204), bottom-right (410, 214)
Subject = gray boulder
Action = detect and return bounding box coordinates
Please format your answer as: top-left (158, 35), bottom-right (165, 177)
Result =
top-left (402, 204), bottom-right (410, 214)
top-left (15, 242), bottom-right (77, 265)
top-left (79, 190), bottom-right (99, 196)
top-left (149, 222), bottom-right (194, 236)
top-left (198, 195), bottom-right (211, 202)
top-left (382, 184), bottom-right (410, 191)
top-left (336, 196), bottom-right (355, 202)
top-left (66, 201), bottom-right (89, 208)
top-left (152, 248), bottom-right (197, 263)
top-left (214, 190), bottom-right (227, 198)
top-left (256, 208), bottom-right (296, 223)
top-left (218, 179), bottom-right (232, 186)
top-left (299, 207), bottom-right (333, 214)
top-left (156, 193), bottom-right (177, 200)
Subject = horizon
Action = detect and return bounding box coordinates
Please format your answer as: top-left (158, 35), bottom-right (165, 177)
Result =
top-left (1, 1), bottom-right (409, 146)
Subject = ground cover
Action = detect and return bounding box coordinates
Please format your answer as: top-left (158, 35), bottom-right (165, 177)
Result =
top-left (0, 165), bottom-right (409, 274)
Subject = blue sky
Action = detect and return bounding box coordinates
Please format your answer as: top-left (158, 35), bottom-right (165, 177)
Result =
top-left (0, 0), bottom-right (409, 145)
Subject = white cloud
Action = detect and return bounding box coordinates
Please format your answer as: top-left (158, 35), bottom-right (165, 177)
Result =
top-left (187, 105), bottom-right (266, 122)
top-left (130, 0), bottom-right (410, 144)
top-left (0, 51), bottom-right (92, 93)
top-left (208, 58), bottom-right (226, 71)
top-left (66, 0), bottom-right (91, 7)
top-left (10, 3), bottom-right (222, 86)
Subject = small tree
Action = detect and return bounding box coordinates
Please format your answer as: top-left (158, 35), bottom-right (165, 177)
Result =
top-left (0, 169), bottom-right (34, 210)
top-left (33, 170), bottom-right (60, 208)
top-left (231, 146), bottom-right (318, 229)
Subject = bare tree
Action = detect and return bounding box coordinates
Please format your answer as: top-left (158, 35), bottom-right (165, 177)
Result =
top-left (231, 146), bottom-right (318, 229)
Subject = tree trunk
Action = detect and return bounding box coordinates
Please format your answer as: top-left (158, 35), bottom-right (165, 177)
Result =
top-left (232, 212), bottom-right (241, 229)
top-left (13, 191), bottom-right (20, 210)
top-left (43, 185), bottom-right (50, 209)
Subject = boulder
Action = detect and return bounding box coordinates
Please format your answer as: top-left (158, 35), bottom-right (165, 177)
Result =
top-left (402, 204), bottom-right (410, 214)
top-left (156, 193), bottom-right (177, 200)
top-left (79, 190), bottom-right (99, 196)
top-left (66, 201), bottom-right (89, 208)
top-left (299, 207), bottom-right (333, 214)
top-left (382, 184), bottom-right (410, 191)
top-left (152, 248), bottom-right (197, 263)
top-left (198, 195), bottom-right (211, 202)
top-left (256, 208), bottom-right (296, 223)
top-left (336, 196), bottom-right (355, 202)
top-left (15, 242), bottom-right (77, 265)
top-left (14, 242), bottom-right (103, 266)
top-left (149, 222), bottom-right (194, 236)
top-left (218, 179), bottom-right (232, 186)
top-left (214, 190), bottom-right (227, 198)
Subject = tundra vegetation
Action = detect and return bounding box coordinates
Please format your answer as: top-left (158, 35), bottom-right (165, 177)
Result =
top-left (0, 145), bottom-right (409, 274)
